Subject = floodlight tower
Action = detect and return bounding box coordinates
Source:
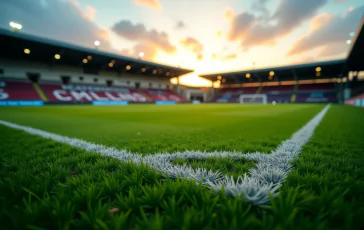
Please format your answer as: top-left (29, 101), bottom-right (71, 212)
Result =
top-left (9, 21), bottom-right (22, 32)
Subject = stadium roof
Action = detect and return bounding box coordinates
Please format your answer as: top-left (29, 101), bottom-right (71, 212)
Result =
top-left (200, 59), bottom-right (346, 84)
top-left (200, 16), bottom-right (364, 84)
top-left (0, 28), bottom-right (193, 78)
top-left (347, 15), bottom-right (364, 71)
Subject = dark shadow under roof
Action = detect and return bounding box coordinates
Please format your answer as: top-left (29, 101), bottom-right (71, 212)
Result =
top-left (347, 16), bottom-right (364, 71)
top-left (200, 59), bottom-right (346, 84)
top-left (0, 28), bottom-right (193, 78)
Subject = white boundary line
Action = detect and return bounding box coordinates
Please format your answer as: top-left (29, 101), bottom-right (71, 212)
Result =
top-left (0, 104), bottom-right (330, 206)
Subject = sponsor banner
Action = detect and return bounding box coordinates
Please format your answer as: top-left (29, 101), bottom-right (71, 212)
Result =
top-left (216, 99), bottom-right (228, 103)
top-left (52, 90), bottom-right (148, 102)
top-left (0, 100), bottom-right (44, 106)
top-left (344, 100), bottom-right (355, 105)
top-left (306, 97), bottom-right (328, 102)
top-left (92, 101), bottom-right (128, 106)
top-left (155, 100), bottom-right (177, 105)
top-left (344, 93), bottom-right (364, 107)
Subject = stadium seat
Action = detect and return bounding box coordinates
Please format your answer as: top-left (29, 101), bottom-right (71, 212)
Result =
top-left (0, 80), bottom-right (41, 100)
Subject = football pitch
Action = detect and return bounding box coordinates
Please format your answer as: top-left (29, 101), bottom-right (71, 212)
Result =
top-left (0, 104), bottom-right (363, 229)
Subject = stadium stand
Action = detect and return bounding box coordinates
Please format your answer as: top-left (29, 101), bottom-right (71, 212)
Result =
top-left (295, 82), bottom-right (338, 103)
top-left (260, 85), bottom-right (294, 93)
top-left (0, 80), bottom-right (41, 100)
top-left (297, 83), bottom-right (335, 91)
top-left (0, 77), bottom-right (187, 103)
top-left (213, 82), bottom-right (339, 103)
top-left (0, 28), bottom-right (191, 104)
top-left (142, 89), bottom-right (187, 102)
top-left (39, 82), bottom-right (150, 103)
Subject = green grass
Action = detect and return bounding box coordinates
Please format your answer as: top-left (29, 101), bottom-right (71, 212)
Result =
top-left (0, 104), bottom-right (363, 229)
top-left (0, 104), bottom-right (323, 153)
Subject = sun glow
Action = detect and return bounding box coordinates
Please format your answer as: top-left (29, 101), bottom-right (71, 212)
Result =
top-left (170, 71), bottom-right (213, 87)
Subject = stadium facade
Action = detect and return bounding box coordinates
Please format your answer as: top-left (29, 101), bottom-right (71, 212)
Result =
top-left (0, 28), bottom-right (192, 106)
top-left (0, 16), bottom-right (364, 106)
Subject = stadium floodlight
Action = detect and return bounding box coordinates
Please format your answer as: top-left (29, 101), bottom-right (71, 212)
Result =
top-left (139, 52), bottom-right (144, 58)
top-left (346, 39), bottom-right (352, 45)
top-left (24, 48), bottom-right (30, 54)
top-left (94, 40), bottom-right (100, 46)
top-left (246, 73), bottom-right (251, 78)
top-left (54, 54), bottom-right (61, 60)
top-left (9, 21), bottom-right (22, 31)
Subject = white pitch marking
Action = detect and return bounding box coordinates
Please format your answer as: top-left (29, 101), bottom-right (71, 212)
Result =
top-left (0, 104), bottom-right (330, 206)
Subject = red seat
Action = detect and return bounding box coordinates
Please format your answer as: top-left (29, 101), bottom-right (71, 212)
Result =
top-left (0, 81), bottom-right (41, 100)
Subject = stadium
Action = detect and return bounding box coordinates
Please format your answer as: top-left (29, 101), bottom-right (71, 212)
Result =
top-left (1, 1), bottom-right (364, 229)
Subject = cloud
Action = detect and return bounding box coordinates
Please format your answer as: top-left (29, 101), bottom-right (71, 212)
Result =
top-left (224, 8), bottom-right (236, 21)
top-left (317, 42), bottom-right (348, 57)
top-left (216, 30), bottom-right (222, 38)
top-left (211, 52), bottom-right (237, 61)
top-left (0, 0), bottom-right (112, 51)
top-left (175, 20), bottom-right (186, 29)
top-left (251, 0), bottom-right (270, 16)
top-left (222, 54), bottom-right (237, 61)
top-left (112, 20), bottom-right (177, 56)
top-left (309, 13), bottom-right (332, 32)
top-left (288, 5), bottom-right (364, 56)
top-left (180, 37), bottom-right (204, 60)
top-left (228, 0), bottom-right (328, 49)
top-left (133, 0), bottom-right (161, 10)
top-left (71, 0), bottom-right (96, 21)
top-left (130, 42), bottom-right (159, 60)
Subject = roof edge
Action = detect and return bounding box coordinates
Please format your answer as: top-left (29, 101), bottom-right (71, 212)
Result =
top-left (0, 28), bottom-right (194, 73)
top-left (199, 59), bottom-right (346, 78)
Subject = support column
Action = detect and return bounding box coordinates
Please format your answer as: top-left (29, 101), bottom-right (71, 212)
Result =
top-left (176, 77), bottom-right (181, 94)
top-left (210, 82), bottom-right (215, 101)
top-left (338, 76), bottom-right (344, 104)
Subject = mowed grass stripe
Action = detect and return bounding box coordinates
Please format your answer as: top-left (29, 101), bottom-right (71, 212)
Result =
top-left (0, 104), bottom-right (324, 153)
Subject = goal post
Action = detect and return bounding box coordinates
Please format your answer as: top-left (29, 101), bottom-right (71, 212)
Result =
top-left (239, 94), bottom-right (268, 104)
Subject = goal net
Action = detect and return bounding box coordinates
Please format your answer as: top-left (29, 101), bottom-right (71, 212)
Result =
top-left (239, 94), bottom-right (267, 104)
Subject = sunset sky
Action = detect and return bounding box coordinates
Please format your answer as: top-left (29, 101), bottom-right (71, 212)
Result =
top-left (0, 0), bottom-right (363, 86)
